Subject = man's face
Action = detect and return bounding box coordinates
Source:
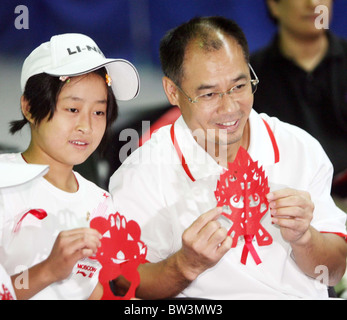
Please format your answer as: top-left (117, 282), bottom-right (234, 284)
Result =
top-left (174, 35), bottom-right (254, 158)
top-left (268, 0), bottom-right (333, 38)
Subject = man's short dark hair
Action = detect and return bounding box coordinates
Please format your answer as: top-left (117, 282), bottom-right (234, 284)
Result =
top-left (159, 16), bottom-right (250, 86)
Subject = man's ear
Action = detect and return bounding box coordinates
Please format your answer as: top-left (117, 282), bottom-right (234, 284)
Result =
top-left (20, 95), bottom-right (34, 124)
top-left (162, 76), bottom-right (180, 108)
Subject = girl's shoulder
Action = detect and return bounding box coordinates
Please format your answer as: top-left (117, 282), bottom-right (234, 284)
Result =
top-left (73, 171), bottom-right (110, 196)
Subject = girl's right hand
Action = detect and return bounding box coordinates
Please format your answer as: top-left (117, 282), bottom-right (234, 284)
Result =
top-left (43, 228), bottom-right (102, 282)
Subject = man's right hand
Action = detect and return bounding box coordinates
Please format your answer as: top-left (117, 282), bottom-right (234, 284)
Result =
top-left (175, 207), bottom-right (232, 281)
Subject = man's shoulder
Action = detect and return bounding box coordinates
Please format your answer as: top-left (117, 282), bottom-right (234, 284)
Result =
top-left (120, 124), bottom-right (175, 168)
top-left (260, 112), bottom-right (329, 160)
top-left (109, 123), bottom-right (181, 206)
top-left (261, 113), bottom-right (321, 142)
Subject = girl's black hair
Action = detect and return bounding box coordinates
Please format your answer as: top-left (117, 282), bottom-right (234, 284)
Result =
top-left (10, 67), bottom-right (118, 153)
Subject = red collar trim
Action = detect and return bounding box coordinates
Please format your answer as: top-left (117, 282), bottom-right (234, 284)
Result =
top-left (170, 119), bottom-right (280, 182)
top-left (170, 123), bottom-right (196, 182)
top-left (262, 119), bottom-right (280, 163)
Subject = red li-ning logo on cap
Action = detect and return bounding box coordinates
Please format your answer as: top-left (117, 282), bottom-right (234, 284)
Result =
top-left (215, 147), bottom-right (273, 265)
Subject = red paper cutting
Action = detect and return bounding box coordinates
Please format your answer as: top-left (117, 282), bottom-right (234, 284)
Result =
top-left (214, 147), bottom-right (272, 265)
top-left (90, 212), bottom-right (147, 300)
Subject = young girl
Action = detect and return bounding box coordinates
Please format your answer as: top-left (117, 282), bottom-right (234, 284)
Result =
top-left (0, 33), bottom-right (139, 299)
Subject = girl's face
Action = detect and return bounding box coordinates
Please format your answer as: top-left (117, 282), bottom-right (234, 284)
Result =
top-left (29, 73), bottom-right (108, 167)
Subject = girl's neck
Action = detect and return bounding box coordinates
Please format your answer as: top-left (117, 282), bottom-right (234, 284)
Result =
top-left (21, 151), bottom-right (79, 193)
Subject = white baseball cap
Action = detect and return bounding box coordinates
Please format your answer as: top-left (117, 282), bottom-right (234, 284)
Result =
top-left (20, 33), bottom-right (140, 101)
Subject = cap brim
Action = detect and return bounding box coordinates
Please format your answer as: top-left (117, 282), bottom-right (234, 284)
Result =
top-left (45, 58), bottom-right (140, 101)
top-left (0, 163), bottom-right (49, 188)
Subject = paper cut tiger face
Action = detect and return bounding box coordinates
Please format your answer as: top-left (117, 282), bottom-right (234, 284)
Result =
top-left (90, 212), bottom-right (147, 300)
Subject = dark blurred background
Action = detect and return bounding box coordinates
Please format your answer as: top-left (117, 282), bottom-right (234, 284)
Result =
top-left (1, 0), bottom-right (346, 188)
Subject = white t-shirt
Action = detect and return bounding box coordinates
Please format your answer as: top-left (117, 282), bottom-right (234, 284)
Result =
top-left (0, 153), bottom-right (115, 300)
top-left (109, 110), bottom-right (347, 300)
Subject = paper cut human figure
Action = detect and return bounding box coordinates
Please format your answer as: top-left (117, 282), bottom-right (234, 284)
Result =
top-left (215, 147), bottom-right (272, 265)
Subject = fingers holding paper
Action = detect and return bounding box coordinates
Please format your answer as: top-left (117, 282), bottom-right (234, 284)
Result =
top-left (267, 188), bottom-right (314, 245)
top-left (43, 228), bottom-right (102, 282)
top-left (176, 207), bottom-right (232, 281)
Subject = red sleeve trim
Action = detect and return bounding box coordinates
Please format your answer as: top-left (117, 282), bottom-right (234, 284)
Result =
top-left (320, 231), bottom-right (347, 242)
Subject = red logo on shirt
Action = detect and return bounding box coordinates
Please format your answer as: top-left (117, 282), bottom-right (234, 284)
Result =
top-left (76, 263), bottom-right (97, 278)
top-left (0, 284), bottom-right (14, 300)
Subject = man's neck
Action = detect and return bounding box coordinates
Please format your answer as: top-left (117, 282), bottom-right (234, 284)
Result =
top-left (279, 29), bottom-right (329, 72)
top-left (208, 120), bottom-right (250, 168)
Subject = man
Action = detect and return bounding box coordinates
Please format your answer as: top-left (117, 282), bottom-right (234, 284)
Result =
top-left (109, 16), bottom-right (347, 299)
top-left (250, 0), bottom-right (347, 199)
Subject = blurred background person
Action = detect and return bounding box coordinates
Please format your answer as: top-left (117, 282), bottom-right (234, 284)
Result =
top-left (250, 0), bottom-right (347, 206)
